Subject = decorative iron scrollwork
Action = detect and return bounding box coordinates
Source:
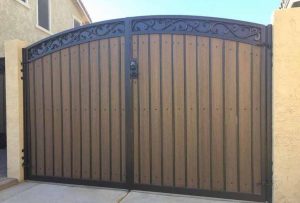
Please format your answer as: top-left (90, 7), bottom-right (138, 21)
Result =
top-left (132, 18), bottom-right (262, 43)
top-left (27, 21), bottom-right (125, 61)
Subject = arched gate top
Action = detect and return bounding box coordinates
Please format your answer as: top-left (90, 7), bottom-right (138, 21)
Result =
top-left (26, 15), bottom-right (267, 62)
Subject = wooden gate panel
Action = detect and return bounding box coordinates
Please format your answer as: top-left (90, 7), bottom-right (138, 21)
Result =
top-left (52, 52), bottom-right (63, 177)
top-left (186, 35), bottom-right (197, 189)
top-left (110, 37), bottom-right (121, 182)
top-left (198, 37), bottom-right (211, 190)
top-left (24, 16), bottom-right (271, 202)
top-left (70, 45), bottom-right (81, 179)
top-left (99, 39), bottom-right (110, 181)
top-left (149, 34), bottom-right (162, 186)
top-left (61, 48), bottom-right (72, 178)
top-left (161, 34), bottom-right (174, 187)
top-left (211, 38), bottom-right (224, 191)
top-left (238, 43), bottom-right (252, 193)
top-left (90, 41), bottom-right (101, 180)
top-left (252, 46), bottom-right (262, 194)
top-left (224, 40), bottom-right (238, 192)
top-left (43, 55), bottom-right (53, 177)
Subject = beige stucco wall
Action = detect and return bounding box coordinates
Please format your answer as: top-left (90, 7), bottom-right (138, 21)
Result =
top-left (273, 8), bottom-right (300, 203)
top-left (0, 0), bottom-right (89, 57)
top-left (4, 40), bottom-right (28, 181)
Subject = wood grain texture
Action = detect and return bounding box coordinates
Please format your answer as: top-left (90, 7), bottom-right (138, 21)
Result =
top-left (61, 48), bottom-right (72, 178)
top-left (52, 52), bottom-right (63, 177)
top-left (185, 35), bottom-right (198, 189)
top-left (161, 34), bottom-right (174, 187)
top-left (70, 45), bottom-right (81, 179)
top-left (43, 55), bottom-right (53, 177)
top-left (173, 35), bottom-right (185, 188)
top-left (238, 43), bottom-right (252, 193)
top-left (198, 37), bottom-right (211, 190)
top-left (224, 41), bottom-right (238, 192)
top-left (150, 34), bottom-right (162, 186)
top-left (89, 41), bottom-right (100, 180)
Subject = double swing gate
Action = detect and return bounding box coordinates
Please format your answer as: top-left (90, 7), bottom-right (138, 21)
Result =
top-left (22, 16), bottom-right (272, 202)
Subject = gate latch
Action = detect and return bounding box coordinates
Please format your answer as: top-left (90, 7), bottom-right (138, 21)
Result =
top-left (130, 60), bottom-right (138, 79)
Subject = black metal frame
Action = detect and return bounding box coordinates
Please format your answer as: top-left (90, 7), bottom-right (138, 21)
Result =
top-left (22, 15), bottom-right (272, 202)
top-left (0, 58), bottom-right (6, 149)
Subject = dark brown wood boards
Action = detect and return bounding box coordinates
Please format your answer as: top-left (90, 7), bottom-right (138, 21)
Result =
top-left (132, 34), bottom-right (265, 195)
top-left (28, 37), bottom-right (126, 183)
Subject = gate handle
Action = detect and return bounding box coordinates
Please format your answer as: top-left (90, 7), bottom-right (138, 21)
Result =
top-left (130, 60), bottom-right (138, 79)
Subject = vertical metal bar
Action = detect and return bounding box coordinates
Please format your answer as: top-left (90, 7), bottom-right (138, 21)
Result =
top-left (34, 60), bottom-right (37, 175)
top-left (124, 18), bottom-right (134, 188)
top-left (196, 37), bottom-right (200, 189)
top-left (78, 45), bottom-right (82, 179)
top-left (98, 40), bottom-right (102, 181)
top-left (236, 42), bottom-right (240, 192)
top-left (250, 45), bottom-right (254, 193)
top-left (60, 50), bottom-right (64, 177)
top-left (208, 38), bottom-right (213, 190)
top-left (266, 24), bottom-right (273, 203)
top-left (42, 57), bottom-right (46, 176)
top-left (118, 37), bottom-right (123, 182)
top-left (88, 42), bottom-right (92, 179)
top-left (108, 39), bottom-right (112, 181)
top-left (222, 40), bottom-right (226, 191)
top-left (137, 36), bottom-right (141, 184)
top-left (171, 34), bottom-right (175, 187)
top-left (51, 53), bottom-right (54, 175)
top-left (68, 48), bottom-right (73, 178)
top-left (183, 35), bottom-right (187, 188)
top-left (148, 35), bottom-right (152, 185)
top-left (159, 34), bottom-right (163, 186)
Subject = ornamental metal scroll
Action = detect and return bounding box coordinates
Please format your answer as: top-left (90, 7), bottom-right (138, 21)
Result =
top-left (26, 16), bottom-right (266, 61)
top-left (131, 18), bottom-right (262, 44)
top-left (27, 21), bottom-right (125, 61)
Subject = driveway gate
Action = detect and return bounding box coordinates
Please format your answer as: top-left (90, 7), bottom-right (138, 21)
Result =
top-left (22, 16), bottom-right (272, 202)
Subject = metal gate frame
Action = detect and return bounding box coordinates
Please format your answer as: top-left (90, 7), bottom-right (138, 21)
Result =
top-left (22, 15), bottom-right (273, 202)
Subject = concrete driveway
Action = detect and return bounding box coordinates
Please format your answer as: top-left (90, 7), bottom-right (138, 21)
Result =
top-left (0, 182), bottom-right (257, 203)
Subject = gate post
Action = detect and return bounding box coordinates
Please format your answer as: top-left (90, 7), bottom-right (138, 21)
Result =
top-left (4, 39), bottom-right (28, 181)
top-left (273, 8), bottom-right (300, 203)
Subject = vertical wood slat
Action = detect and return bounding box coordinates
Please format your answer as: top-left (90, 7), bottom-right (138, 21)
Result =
top-left (198, 37), bottom-right (211, 190)
top-left (211, 38), bottom-right (224, 191)
top-left (110, 38), bottom-right (121, 182)
top-left (238, 43), bottom-right (252, 193)
top-left (29, 62), bottom-right (36, 175)
top-left (43, 55), bottom-right (53, 176)
top-left (100, 39), bottom-right (110, 181)
top-left (121, 37), bottom-right (126, 182)
top-left (161, 34), bottom-right (173, 187)
top-left (252, 46), bottom-right (262, 194)
top-left (70, 45), bottom-right (81, 179)
top-left (224, 41), bottom-right (238, 192)
top-left (52, 52), bottom-right (63, 177)
top-left (61, 48), bottom-right (72, 178)
top-left (173, 35), bottom-right (185, 187)
top-left (150, 34), bottom-right (162, 186)
top-left (80, 43), bottom-right (91, 179)
top-left (138, 35), bottom-right (151, 184)
top-left (90, 41), bottom-right (100, 180)
top-left (34, 59), bottom-right (44, 176)
top-left (132, 35), bottom-right (139, 184)
top-left (185, 35), bottom-right (197, 189)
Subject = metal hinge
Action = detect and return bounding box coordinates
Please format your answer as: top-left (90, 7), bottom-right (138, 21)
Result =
top-left (257, 42), bottom-right (272, 49)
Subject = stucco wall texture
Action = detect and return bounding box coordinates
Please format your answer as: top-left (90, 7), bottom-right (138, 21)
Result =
top-left (273, 8), bottom-right (300, 203)
top-left (0, 0), bottom-right (87, 57)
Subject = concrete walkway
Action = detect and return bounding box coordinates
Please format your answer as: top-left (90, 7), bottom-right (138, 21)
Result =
top-left (0, 182), bottom-right (257, 203)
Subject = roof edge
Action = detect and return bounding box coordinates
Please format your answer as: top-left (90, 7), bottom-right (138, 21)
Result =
top-left (76, 0), bottom-right (92, 23)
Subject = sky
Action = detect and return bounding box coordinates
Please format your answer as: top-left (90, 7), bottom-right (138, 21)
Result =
top-left (81, 0), bottom-right (279, 25)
